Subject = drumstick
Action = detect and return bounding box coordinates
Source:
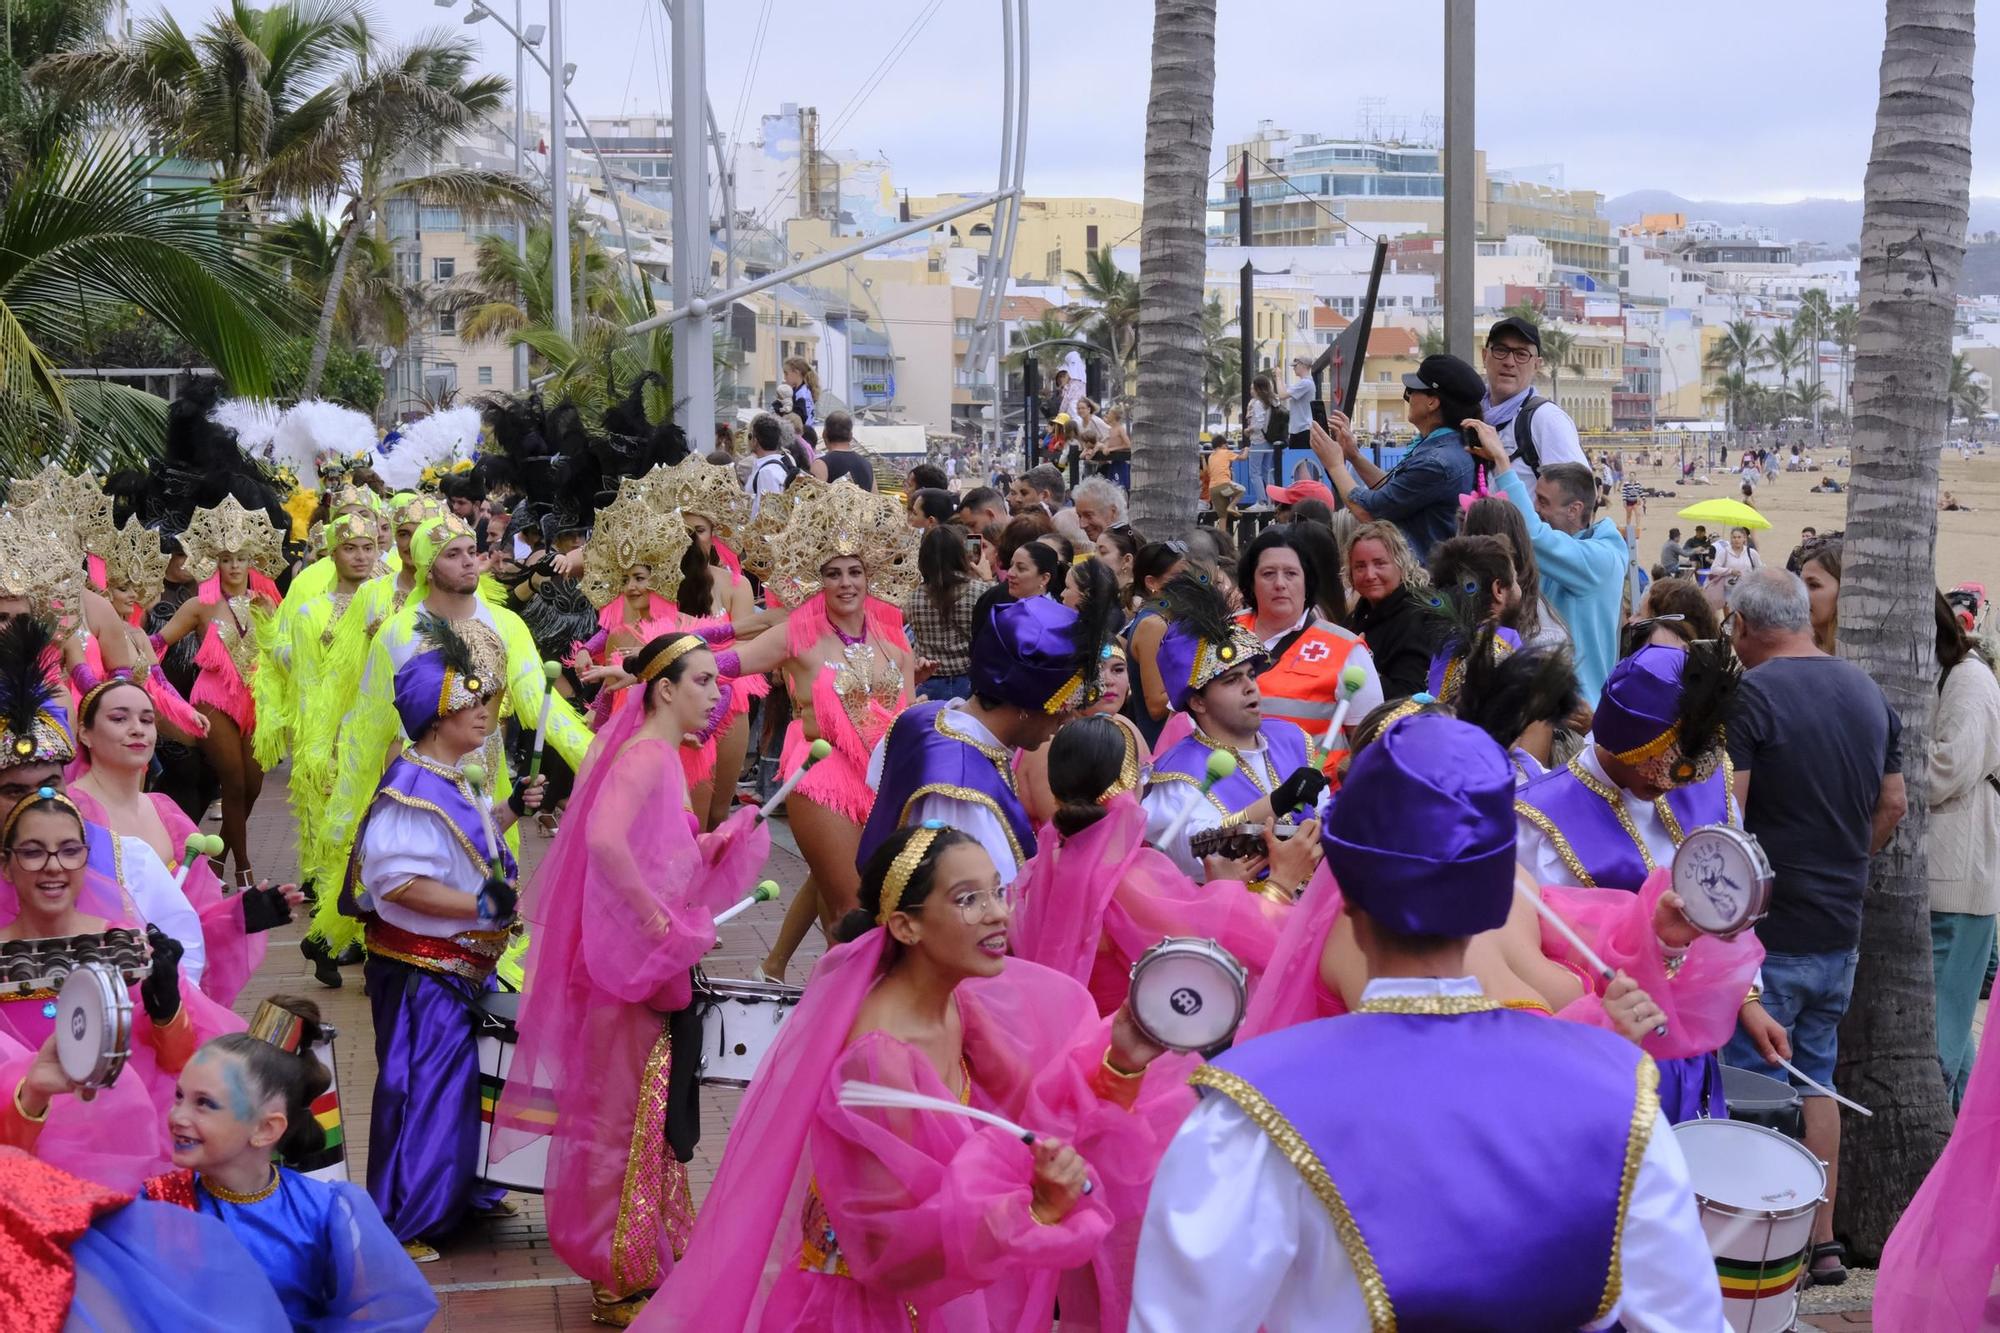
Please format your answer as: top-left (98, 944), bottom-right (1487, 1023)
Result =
top-left (524, 661), bottom-right (563, 780)
top-left (1514, 883), bottom-right (1669, 1037)
top-left (1164, 750), bottom-right (1238, 860)
top-left (837, 1081), bottom-right (1095, 1195)
top-left (1324, 663), bottom-right (1369, 739)
top-left (458, 762), bottom-right (508, 881)
top-left (1771, 1055), bottom-right (1873, 1117)
top-left (172, 834), bottom-right (225, 893)
top-left (757, 739), bottom-right (832, 821)
top-left (713, 880), bottom-right (780, 928)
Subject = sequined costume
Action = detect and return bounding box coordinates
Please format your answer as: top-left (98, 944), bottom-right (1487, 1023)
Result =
top-left (779, 592), bottom-right (911, 822)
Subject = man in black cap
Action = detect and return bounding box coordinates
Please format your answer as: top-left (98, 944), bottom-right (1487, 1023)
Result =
top-left (1312, 352), bottom-right (1484, 562)
top-left (1482, 315), bottom-right (1587, 485)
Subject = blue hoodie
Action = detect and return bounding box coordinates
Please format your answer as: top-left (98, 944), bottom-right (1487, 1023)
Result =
top-left (1492, 467), bottom-right (1628, 704)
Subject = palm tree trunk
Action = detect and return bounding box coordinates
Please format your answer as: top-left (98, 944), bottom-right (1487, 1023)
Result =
top-left (1832, 0), bottom-right (1971, 1262)
top-left (1129, 0), bottom-right (1216, 537)
top-left (302, 206), bottom-right (366, 401)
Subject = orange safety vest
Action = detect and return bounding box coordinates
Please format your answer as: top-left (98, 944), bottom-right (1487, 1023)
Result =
top-left (1236, 614), bottom-right (1366, 772)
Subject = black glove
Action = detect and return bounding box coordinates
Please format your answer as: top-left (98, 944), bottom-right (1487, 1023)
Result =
top-left (240, 884), bottom-right (294, 934)
top-left (476, 877), bottom-right (518, 925)
top-left (507, 788), bottom-right (527, 817)
top-left (140, 925), bottom-right (184, 1025)
top-left (1270, 766), bottom-right (1330, 819)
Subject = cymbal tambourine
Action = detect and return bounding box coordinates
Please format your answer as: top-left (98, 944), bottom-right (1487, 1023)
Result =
top-left (55, 961), bottom-right (134, 1090)
top-left (1186, 820), bottom-right (1301, 866)
top-left (1671, 825), bottom-right (1773, 938)
top-left (1127, 938), bottom-right (1248, 1054)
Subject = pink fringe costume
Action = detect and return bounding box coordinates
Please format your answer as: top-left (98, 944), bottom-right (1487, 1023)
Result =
top-left (581, 592), bottom-right (767, 788)
top-left (637, 937), bottom-right (1196, 1333)
top-left (777, 594), bottom-right (910, 823)
top-left (0, 860), bottom-right (244, 1191)
top-left (1875, 1000), bottom-right (2000, 1330)
top-left (494, 701), bottom-right (769, 1298)
top-left (65, 787), bottom-right (264, 1009)
top-left (188, 572), bottom-right (280, 736)
top-left (1011, 794), bottom-right (1287, 1016)
top-left (69, 592), bottom-right (205, 742)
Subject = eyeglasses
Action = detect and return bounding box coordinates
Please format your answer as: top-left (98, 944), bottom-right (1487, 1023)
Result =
top-left (7, 841), bottom-right (88, 872)
top-left (1486, 344), bottom-right (1537, 365)
top-left (937, 884), bottom-right (1013, 923)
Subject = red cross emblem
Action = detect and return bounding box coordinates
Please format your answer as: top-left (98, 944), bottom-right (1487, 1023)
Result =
top-left (1298, 640), bottom-right (1331, 663)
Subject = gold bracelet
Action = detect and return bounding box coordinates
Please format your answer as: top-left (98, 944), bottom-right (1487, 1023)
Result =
top-left (1742, 984), bottom-right (1762, 1008)
top-left (1029, 1200), bottom-right (1058, 1227)
top-left (1101, 1049), bottom-right (1144, 1080)
top-left (13, 1078), bottom-right (48, 1124)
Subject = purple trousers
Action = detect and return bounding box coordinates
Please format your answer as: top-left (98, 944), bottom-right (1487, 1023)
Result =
top-left (1661, 1050), bottom-right (1727, 1124)
top-left (364, 955), bottom-right (503, 1242)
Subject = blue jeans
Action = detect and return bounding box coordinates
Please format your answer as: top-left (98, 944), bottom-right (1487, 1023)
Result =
top-left (1932, 911), bottom-right (1998, 1108)
top-left (918, 674), bottom-right (971, 702)
top-left (1724, 948), bottom-right (1860, 1094)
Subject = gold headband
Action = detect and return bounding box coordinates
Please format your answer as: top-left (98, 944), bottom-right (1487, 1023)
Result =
top-left (878, 824), bottom-right (946, 924)
top-left (3, 788), bottom-right (83, 847)
top-left (1099, 723), bottom-right (1143, 802)
top-left (638, 635), bottom-right (704, 683)
top-left (78, 676), bottom-right (151, 725)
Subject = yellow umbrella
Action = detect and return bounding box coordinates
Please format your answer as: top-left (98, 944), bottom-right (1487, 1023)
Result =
top-left (1676, 498), bottom-right (1771, 531)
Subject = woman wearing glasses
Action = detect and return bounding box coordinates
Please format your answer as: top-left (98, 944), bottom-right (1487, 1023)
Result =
top-left (640, 824), bottom-right (1193, 1333)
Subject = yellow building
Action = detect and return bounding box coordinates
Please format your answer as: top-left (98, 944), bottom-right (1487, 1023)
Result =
top-left (905, 194), bottom-right (1143, 283)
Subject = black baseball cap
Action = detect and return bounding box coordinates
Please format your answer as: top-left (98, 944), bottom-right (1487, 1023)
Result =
top-left (1486, 316), bottom-right (1541, 351)
top-left (1401, 354), bottom-right (1487, 404)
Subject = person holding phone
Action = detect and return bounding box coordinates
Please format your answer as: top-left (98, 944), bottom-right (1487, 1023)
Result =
top-left (902, 527), bottom-right (993, 702)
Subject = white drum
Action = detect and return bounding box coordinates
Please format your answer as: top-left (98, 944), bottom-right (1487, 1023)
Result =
top-left (693, 974), bottom-right (803, 1087)
top-left (1673, 825), bottom-right (1774, 938)
top-left (475, 991), bottom-right (549, 1193)
top-left (1674, 1118), bottom-right (1826, 1333)
top-left (1128, 938), bottom-right (1247, 1053)
top-left (54, 962), bottom-right (132, 1090)
top-left (299, 1037), bottom-right (349, 1185)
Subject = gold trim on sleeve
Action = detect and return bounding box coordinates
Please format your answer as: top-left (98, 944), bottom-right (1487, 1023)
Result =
top-left (1593, 1054), bottom-right (1661, 1324)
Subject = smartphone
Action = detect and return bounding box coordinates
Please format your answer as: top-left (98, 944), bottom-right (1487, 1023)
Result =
top-left (1309, 399), bottom-right (1329, 431)
top-left (965, 533), bottom-right (984, 557)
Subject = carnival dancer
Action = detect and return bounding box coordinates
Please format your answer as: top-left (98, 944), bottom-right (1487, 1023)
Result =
top-left (150, 496), bottom-right (286, 885)
top-left (0, 790), bottom-right (241, 1191)
top-left (68, 679), bottom-right (302, 1007)
top-left (78, 515), bottom-right (208, 744)
top-left (137, 999), bottom-right (436, 1330)
top-left (496, 632), bottom-right (768, 1327)
top-left (1012, 715), bottom-right (1297, 1015)
top-left (1131, 713), bottom-right (1724, 1332)
top-left (308, 514), bottom-right (588, 965)
top-left (258, 484), bottom-right (387, 769)
top-left (858, 582), bottom-right (1123, 890)
top-left (334, 614), bottom-right (545, 1261)
top-left (702, 479), bottom-right (916, 981)
top-left (1139, 578), bottom-right (1328, 884)
top-left (637, 824), bottom-right (1194, 1333)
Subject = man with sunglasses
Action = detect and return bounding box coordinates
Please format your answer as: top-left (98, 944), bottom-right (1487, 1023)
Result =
top-left (1481, 315), bottom-right (1586, 485)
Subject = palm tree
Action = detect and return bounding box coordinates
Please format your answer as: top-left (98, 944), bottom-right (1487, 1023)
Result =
top-left (1709, 370), bottom-right (1751, 430)
top-left (0, 0), bottom-right (112, 184)
top-left (266, 211), bottom-right (414, 348)
top-left (1785, 380), bottom-right (1830, 422)
top-left (1705, 319), bottom-right (1765, 429)
top-left (1537, 325), bottom-right (1579, 405)
top-left (1199, 295), bottom-right (1240, 432)
top-left (1129, 0), bottom-right (1215, 535)
top-left (1501, 298), bottom-right (1542, 328)
top-left (1948, 351), bottom-right (1987, 422)
top-left (1062, 245), bottom-right (1139, 400)
top-left (431, 220), bottom-right (623, 347)
top-left (1004, 311), bottom-right (1073, 370)
top-left (1417, 322), bottom-right (1448, 358)
top-left (1796, 287), bottom-right (1835, 427)
top-left (296, 32), bottom-right (535, 398)
top-left (0, 142), bottom-right (297, 471)
top-left (1761, 324), bottom-right (1807, 402)
top-left (1832, 0), bottom-right (1968, 1261)
top-left (1831, 302), bottom-right (1860, 417)
top-left (30, 0), bottom-right (367, 220)
top-left (506, 281), bottom-right (674, 423)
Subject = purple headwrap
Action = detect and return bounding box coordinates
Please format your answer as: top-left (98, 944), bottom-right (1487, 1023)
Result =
top-left (969, 596), bottom-right (1103, 713)
top-left (391, 614), bottom-right (505, 739)
top-left (1593, 642), bottom-right (1736, 789)
top-left (1426, 625), bottom-right (1522, 704)
top-left (1323, 713), bottom-right (1516, 937)
top-left (1155, 619), bottom-right (1268, 713)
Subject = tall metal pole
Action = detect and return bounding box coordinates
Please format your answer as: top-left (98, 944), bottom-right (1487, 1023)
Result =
top-left (548, 0), bottom-right (572, 339)
top-left (512, 0), bottom-right (529, 389)
top-left (670, 0), bottom-right (715, 432)
top-left (1237, 150), bottom-right (1253, 436)
top-left (1442, 0), bottom-right (1475, 361)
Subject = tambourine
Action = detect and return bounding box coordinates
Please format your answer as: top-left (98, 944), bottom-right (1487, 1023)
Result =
top-left (1672, 825), bottom-right (1773, 938)
top-left (55, 961), bottom-right (134, 1090)
top-left (1128, 938), bottom-right (1248, 1054)
top-left (1187, 820), bottom-right (1300, 865)
top-left (0, 929), bottom-right (148, 996)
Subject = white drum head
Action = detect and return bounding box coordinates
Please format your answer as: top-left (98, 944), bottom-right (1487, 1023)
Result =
top-left (1130, 940), bottom-right (1246, 1052)
top-left (55, 963), bottom-right (126, 1089)
top-left (1674, 1118), bottom-right (1824, 1219)
top-left (1674, 827), bottom-right (1769, 936)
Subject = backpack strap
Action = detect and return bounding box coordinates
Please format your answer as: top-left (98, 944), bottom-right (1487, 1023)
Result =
top-left (1512, 394), bottom-right (1546, 474)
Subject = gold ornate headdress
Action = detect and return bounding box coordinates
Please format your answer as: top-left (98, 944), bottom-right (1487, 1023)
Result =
top-left (93, 517), bottom-right (171, 607)
top-left (632, 457), bottom-right (753, 543)
top-left (178, 495), bottom-right (285, 581)
top-left (0, 508), bottom-right (88, 624)
top-left (766, 478), bottom-right (918, 607)
top-left (579, 488), bottom-right (692, 608)
top-left (8, 464), bottom-right (112, 558)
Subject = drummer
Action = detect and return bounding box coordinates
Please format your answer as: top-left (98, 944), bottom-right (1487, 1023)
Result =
top-left (1130, 714), bottom-right (1723, 1332)
top-left (1139, 577), bottom-right (1326, 884)
top-left (333, 615), bottom-right (545, 1262)
top-left (1514, 642), bottom-right (1744, 1121)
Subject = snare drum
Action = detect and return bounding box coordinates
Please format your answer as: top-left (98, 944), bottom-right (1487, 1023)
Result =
top-left (1128, 938), bottom-right (1247, 1053)
top-left (475, 991), bottom-right (549, 1193)
top-left (1674, 1118), bottom-right (1826, 1333)
top-left (693, 974), bottom-right (803, 1087)
top-left (1722, 1065), bottom-right (1804, 1143)
top-left (1673, 825), bottom-right (1774, 938)
top-left (54, 962), bottom-right (133, 1090)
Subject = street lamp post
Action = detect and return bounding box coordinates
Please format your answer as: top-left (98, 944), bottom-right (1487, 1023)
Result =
top-left (669, 0), bottom-right (713, 431)
top-left (547, 0), bottom-right (570, 338)
top-left (513, 0), bottom-right (528, 389)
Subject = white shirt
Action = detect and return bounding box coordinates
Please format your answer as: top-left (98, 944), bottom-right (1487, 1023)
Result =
top-left (746, 453), bottom-right (791, 519)
top-left (355, 798), bottom-right (486, 938)
top-left (119, 835), bottom-right (206, 987)
top-left (865, 701), bottom-right (1024, 886)
top-left (1516, 746), bottom-right (1678, 887)
top-left (1141, 729), bottom-right (1282, 882)
top-left (1285, 374), bottom-right (1314, 438)
top-left (1499, 396), bottom-right (1586, 488)
top-left (1129, 976), bottom-right (1727, 1333)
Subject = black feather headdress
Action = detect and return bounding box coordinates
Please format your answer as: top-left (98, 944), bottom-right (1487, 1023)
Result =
top-left (1454, 628), bottom-right (1582, 753)
top-left (1670, 638), bottom-right (1743, 785)
top-left (0, 617), bottom-right (74, 766)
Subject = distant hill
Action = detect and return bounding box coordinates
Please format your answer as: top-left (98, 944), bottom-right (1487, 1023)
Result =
top-left (1604, 188), bottom-right (2000, 250)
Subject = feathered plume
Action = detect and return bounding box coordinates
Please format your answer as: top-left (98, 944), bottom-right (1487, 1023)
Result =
top-left (0, 616), bottom-right (61, 745)
top-left (135, 375), bottom-right (287, 533)
top-left (1454, 629), bottom-right (1582, 751)
top-left (1157, 571), bottom-right (1238, 649)
top-left (269, 400), bottom-right (378, 481)
top-left (413, 611), bottom-right (481, 685)
top-left (375, 406), bottom-right (481, 492)
top-left (1676, 638), bottom-right (1743, 769)
top-left (209, 398), bottom-right (283, 459)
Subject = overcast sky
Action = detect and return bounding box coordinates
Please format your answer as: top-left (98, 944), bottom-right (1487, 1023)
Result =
top-left (154, 0), bottom-right (1998, 204)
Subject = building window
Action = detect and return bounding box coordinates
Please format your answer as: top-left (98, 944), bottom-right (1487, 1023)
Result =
top-left (1086, 224), bottom-right (1099, 250)
top-left (419, 205), bottom-right (462, 232)
top-left (437, 309), bottom-right (457, 335)
top-left (954, 317), bottom-right (974, 337)
top-left (432, 257), bottom-right (456, 282)
top-left (477, 365), bottom-right (494, 385)
top-left (395, 251), bottom-right (421, 284)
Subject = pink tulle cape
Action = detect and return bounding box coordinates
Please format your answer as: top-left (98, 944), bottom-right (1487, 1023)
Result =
top-left (1876, 1005), bottom-right (2000, 1331)
top-left (65, 787), bottom-right (263, 1008)
top-left (74, 637), bottom-right (204, 741)
top-left (0, 861), bottom-right (243, 1190)
top-left (1238, 860), bottom-right (1349, 1040)
top-left (638, 938), bottom-right (1195, 1333)
top-left (1011, 794), bottom-right (1286, 1016)
top-left (495, 703), bottom-right (769, 1289)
